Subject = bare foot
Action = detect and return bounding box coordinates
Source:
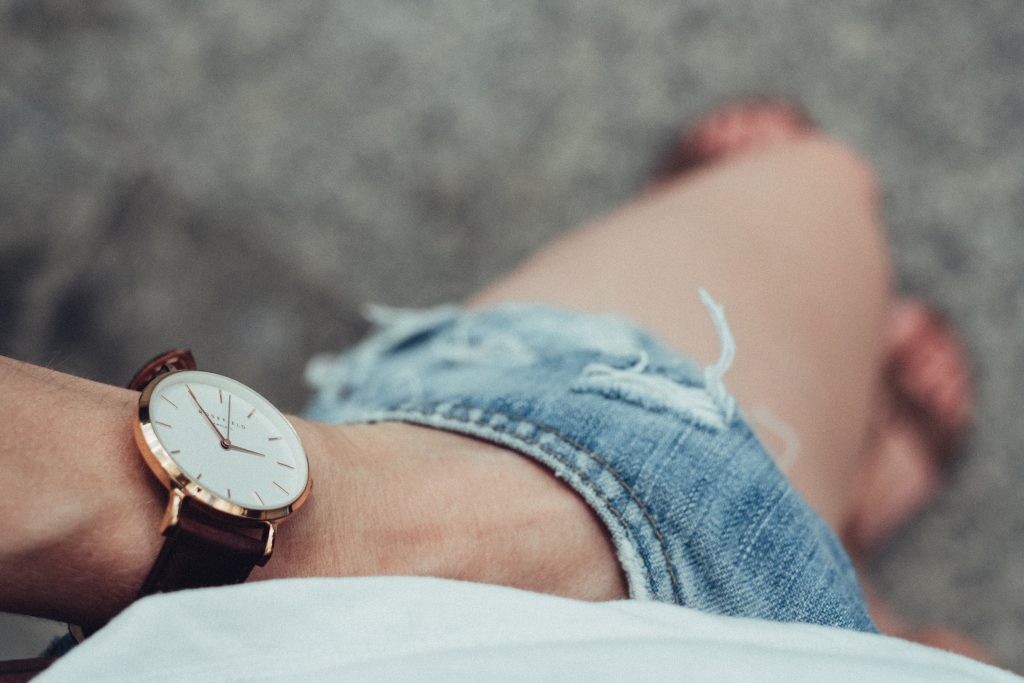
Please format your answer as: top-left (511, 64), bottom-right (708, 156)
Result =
top-left (846, 300), bottom-right (974, 555)
top-left (852, 301), bottom-right (985, 659)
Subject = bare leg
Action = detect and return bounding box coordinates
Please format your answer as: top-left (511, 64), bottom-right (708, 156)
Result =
top-left (470, 132), bottom-right (890, 532)
top-left (467, 105), bottom-right (985, 658)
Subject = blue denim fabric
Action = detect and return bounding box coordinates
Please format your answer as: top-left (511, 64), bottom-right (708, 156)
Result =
top-left (304, 299), bottom-right (876, 632)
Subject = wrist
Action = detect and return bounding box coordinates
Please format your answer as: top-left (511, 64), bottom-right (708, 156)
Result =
top-left (258, 421), bottom-right (627, 601)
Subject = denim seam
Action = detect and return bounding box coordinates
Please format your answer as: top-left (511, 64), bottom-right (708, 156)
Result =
top-left (386, 400), bottom-right (684, 604)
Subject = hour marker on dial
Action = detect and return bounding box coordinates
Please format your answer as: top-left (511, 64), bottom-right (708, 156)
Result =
top-left (276, 461), bottom-right (294, 469)
top-left (154, 420), bottom-right (173, 429)
top-left (161, 395), bottom-right (179, 409)
top-left (254, 491), bottom-right (265, 505)
top-left (170, 449), bottom-right (181, 455)
top-left (268, 436), bottom-right (282, 442)
top-left (247, 408), bottom-right (256, 419)
top-left (273, 481), bottom-right (289, 495)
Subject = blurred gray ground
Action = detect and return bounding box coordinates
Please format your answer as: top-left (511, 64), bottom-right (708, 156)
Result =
top-left (1, 0), bottom-right (1023, 669)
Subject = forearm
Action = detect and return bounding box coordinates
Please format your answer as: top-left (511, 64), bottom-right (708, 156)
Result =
top-left (0, 356), bottom-right (162, 628)
top-left (0, 355), bottom-right (626, 631)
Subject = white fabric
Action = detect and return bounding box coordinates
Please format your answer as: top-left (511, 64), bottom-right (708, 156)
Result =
top-left (39, 577), bottom-right (1019, 682)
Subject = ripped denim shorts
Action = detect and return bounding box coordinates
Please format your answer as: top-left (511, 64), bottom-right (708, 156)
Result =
top-left (304, 291), bottom-right (876, 632)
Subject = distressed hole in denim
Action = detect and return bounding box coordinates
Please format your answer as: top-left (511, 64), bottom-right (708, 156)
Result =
top-left (571, 289), bottom-right (740, 432)
top-left (552, 316), bottom-right (642, 357)
top-left (572, 354), bottom-right (729, 432)
top-left (363, 304), bottom-right (461, 355)
top-left (435, 325), bottom-right (537, 366)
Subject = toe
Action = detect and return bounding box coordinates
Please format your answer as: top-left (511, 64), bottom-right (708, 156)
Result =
top-left (887, 299), bottom-right (973, 436)
top-left (848, 299), bottom-right (974, 556)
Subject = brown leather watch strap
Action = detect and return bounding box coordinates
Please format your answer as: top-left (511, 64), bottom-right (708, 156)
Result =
top-left (0, 657), bottom-right (56, 683)
top-left (127, 348), bottom-right (197, 391)
top-left (139, 497), bottom-right (269, 595)
top-left (128, 349), bottom-right (270, 597)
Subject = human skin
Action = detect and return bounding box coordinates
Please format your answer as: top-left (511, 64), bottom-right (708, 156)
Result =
top-left (471, 133), bottom-right (890, 533)
top-left (0, 357), bottom-right (625, 632)
top-left (0, 133), bottom-right (886, 632)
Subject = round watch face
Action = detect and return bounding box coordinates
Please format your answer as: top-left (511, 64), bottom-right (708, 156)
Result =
top-left (135, 370), bottom-right (311, 520)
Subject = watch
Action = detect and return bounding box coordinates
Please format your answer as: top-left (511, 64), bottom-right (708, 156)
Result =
top-left (128, 349), bottom-right (312, 595)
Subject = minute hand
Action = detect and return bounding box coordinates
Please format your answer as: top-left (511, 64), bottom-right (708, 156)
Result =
top-left (186, 385), bottom-right (228, 445)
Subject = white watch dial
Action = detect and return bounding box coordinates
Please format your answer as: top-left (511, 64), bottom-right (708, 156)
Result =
top-left (143, 370), bottom-right (309, 512)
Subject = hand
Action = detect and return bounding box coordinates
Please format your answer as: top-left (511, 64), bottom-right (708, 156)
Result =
top-left (186, 384), bottom-right (228, 446)
top-left (226, 443), bottom-right (266, 458)
top-left (224, 397), bottom-right (266, 456)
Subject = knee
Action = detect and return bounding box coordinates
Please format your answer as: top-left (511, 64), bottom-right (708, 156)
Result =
top-left (796, 132), bottom-right (887, 259)
top-left (796, 133), bottom-right (881, 208)
top-left (773, 134), bottom-right (891, 300)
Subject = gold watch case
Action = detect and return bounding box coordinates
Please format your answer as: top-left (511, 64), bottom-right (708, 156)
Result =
top-left (134, 370), bottom-right (312, 526)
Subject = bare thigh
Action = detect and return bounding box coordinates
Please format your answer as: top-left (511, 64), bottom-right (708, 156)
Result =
top-left (468, 135), bottom-right (892, 530)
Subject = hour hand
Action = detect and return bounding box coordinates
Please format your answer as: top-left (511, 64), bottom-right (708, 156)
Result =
top-left (227, 443), bottom-right (266, 458)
